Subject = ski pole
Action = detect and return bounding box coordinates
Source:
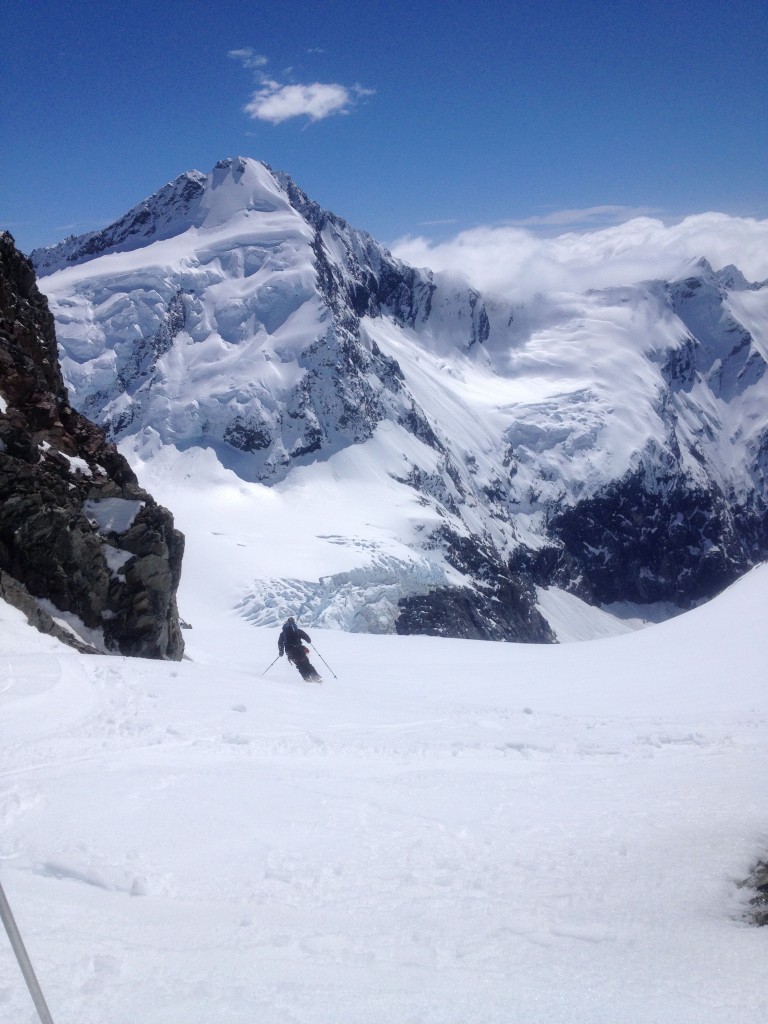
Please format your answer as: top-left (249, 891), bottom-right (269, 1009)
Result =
top-left (310, 643), bottom-right (337, 679)
top-left (0, 875), bottom-right (56, 1024)
top-left (261, 654), bottom-right (281, 676)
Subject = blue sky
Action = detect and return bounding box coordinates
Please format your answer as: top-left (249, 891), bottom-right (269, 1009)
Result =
top-left (3, 0), bottom-right (766, 256)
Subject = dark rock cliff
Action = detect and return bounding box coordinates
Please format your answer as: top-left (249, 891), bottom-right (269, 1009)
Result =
top-left (0, 231), bottom-right (184, 658)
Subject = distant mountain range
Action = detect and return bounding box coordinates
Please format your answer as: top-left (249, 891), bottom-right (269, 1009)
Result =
top-left (30, 157), bottom-right (768, 641)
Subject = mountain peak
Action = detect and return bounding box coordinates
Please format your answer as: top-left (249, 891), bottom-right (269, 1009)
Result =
top-left (197, 156), bottom-right (293, 226)
top-left (670, 256), bottom-right (758, 294)
top-left (31, 157), bottom-right (293, 275)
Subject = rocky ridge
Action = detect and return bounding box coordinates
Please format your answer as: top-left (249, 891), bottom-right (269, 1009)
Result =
top-left (744, 860), bottom-right (768, 926)
top-left (0, 231), bottom-right (184, 658)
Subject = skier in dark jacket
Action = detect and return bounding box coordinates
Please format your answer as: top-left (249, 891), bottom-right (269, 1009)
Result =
top-left (278, 617), bottom-right (321, 682)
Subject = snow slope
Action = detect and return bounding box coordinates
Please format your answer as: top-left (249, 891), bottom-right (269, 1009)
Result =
top-left (2, 534), bottom-right (767, 1022)
top-left (122, 434), bottom-right (675, 643)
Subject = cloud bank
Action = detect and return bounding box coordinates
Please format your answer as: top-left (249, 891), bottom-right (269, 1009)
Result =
top-left (392, 213), bottom-right (768, 302)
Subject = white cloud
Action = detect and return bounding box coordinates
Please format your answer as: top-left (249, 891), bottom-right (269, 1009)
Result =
top-left (244, 80), bottom-right (373, 124)
top-left (392, 213), bottom-right (768, 302)
top-left (228, 48), bottom-right (268, 70)
top-left (419, 218), bottom-right (460, 227)
top-left (229, 46), bottom-right (373, 125)
top-left (508, 205), bottom-right (662, 228)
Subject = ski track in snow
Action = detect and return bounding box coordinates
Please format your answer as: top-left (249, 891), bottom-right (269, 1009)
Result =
top-left (2, 568), bottom-right (768, 1023)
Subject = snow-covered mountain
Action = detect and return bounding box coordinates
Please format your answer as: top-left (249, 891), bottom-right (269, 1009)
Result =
top-left (31, 157), bottom-right (768, 640)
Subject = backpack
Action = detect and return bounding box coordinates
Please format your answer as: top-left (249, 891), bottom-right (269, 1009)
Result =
top-left (284, 620), bottom-right (301, 646)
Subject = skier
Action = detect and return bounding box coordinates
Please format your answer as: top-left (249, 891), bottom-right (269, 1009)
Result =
top-left (278, 617), bottom-right (321, 682)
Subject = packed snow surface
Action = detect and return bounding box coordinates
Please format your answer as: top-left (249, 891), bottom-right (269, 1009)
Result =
top-left (2, 498), bottom-right (767, 1021)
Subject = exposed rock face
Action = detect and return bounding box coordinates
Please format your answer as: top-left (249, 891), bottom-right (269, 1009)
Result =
top-left (393, 524), bottom-right (553, 642)
top-left (742, 860), bottom-right (768, 926)
top-left (29, 171), bottom-right (209, 275)
top-left (0, 232), bottom-right (184, 658)
top-left (0, 568), bottom-right (99, 653)
top-left (547, 463), bottom-right (757, 606)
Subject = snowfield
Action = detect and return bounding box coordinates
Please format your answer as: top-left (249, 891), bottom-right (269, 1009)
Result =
top-left (2, 529), bottom-right (767, 1021)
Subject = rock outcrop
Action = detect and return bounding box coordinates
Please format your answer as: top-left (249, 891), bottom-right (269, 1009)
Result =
top-left (0, 231), bottom-right (184, 658)
top-left (741, 860), bottom-right (768, 926)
